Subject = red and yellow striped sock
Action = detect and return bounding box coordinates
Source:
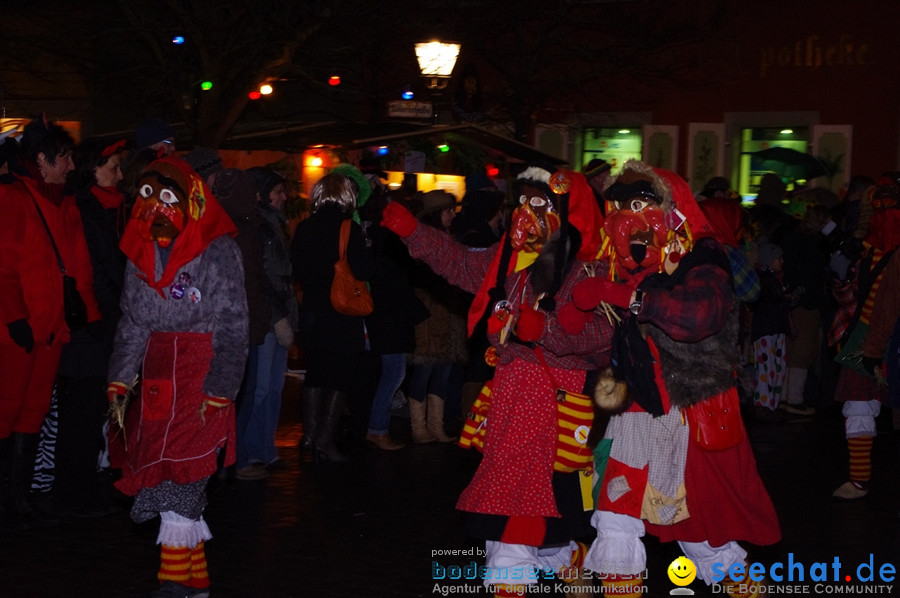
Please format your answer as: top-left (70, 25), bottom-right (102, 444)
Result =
top-left (603, 574), bottom-right (643, 597)
top-left (557, 541), bottom-right (588, 581)
top-left (188, 541), bottom-right (210, 589)
top-left (848, 436), bottom-right (873, 486)
top-left (158, 544), bottom-right (191, 585)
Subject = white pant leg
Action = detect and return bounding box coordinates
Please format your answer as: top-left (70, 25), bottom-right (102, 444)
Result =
top-left (483, 541), bottom-right (547, 588)
top-left (842, 400), bottom-right (881, 438)
top-left (678, 540), bottom-right (747, 585)
top-left (157, 510), bottom-right (212, 549)
top-left (583, 511), bottom-right (646, 576)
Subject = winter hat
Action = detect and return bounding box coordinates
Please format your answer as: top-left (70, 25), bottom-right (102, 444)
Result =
top-left (757, 241), bottom-right (783, 267)
top-left (247, 166), bottom-right (285, 202)
top-left (330, 163), bottom-right (371, 208)
top-left (417, 190), bottom-right (457, 219)
top-left (183, 146), bottom-right (224, 180)
top-left (465, 171), bottom-right (496, 193)
top-left (583, 158), bottom-right (611, 179)
top-left (134, 117), bottom-right (175, 151)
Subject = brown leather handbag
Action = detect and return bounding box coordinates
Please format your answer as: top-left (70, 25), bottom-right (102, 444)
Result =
top-left (330, 219), bottom-right (373, 317)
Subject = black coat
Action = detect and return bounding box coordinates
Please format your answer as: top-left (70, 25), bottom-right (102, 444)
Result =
top-left (291, 205), bottom-right (374, 353)
top-left (57, 188), bottom-right (126, 378)
top-left (366, 224), bottom-right (428, 355)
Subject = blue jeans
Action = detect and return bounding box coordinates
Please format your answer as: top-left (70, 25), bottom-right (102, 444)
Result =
top-left (407, 362), bottom-right (452, 402)
top-left (368, 353), bottom-right (406, 435)
top-left (236, 332), bottom-right (288, 466)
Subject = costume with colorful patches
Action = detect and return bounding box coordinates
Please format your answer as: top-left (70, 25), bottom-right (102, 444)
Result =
top-left (573, 161), bottom-right (780, 596)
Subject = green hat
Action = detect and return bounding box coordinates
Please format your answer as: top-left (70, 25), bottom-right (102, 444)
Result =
top-left (331, 163), bottom-right (372, 208)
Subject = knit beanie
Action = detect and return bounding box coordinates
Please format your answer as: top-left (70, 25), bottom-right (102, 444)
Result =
top-left (183, 146), bottom-right (224, 180)
top-left (247, 166), bottom-right (285, 203)
top-left (134, 117), bottom-right (175, 151)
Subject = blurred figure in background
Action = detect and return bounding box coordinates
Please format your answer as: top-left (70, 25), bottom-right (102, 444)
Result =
top-left (408, 191), bottom-right (467, 444)
top-left (236, 167), bottom-right (298, 470)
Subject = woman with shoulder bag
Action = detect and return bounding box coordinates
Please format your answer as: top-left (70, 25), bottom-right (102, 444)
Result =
top-left (291, 168), bottom-right (374, 463)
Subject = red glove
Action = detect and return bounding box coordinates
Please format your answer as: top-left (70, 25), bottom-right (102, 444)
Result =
top-left (381, 201), bottom-right (418, 238)
top-left (557, 302), bottom-right (593, 335)
top-left (572, 277), bottom-right (635, 310)
top-left (515, 304), bottom-right (546, 342)
top-left (107, 381), bottom-right (128, 403)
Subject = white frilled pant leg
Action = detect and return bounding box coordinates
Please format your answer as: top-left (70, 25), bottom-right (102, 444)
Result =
top-left (157, 510), bottom-right (213, 549)
top-left (678, 540), bottom-right (747, 585)
top-left (482, 540), bottom-right (579, 589)
top-left (583, 511), bottom-right (647, 576)
top-left (842, 399), bottom-right (881, 438)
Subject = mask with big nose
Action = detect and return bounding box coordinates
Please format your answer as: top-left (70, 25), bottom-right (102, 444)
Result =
top-left (510, 183), bottom-right (561, 253)
top-left (604, 176), bottom-right (668, 274)
top-left (133, 161), bottom-right (189, 248)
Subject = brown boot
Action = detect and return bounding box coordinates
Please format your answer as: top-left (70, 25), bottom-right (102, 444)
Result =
top-left (426, 394), bottom-right (457, 443)
top-left (365, 433), bottom-right (405, 451)
top-left (408, 399), bottom-right (436, 444)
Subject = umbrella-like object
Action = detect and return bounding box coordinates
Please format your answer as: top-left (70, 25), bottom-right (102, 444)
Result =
top-left (752, 147), bottom-right (831, 182)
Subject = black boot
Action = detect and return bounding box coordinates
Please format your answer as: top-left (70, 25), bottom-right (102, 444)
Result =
top-left (10, 433), bottom-right (59, 528)
top-left (314, 391), bottom-right (348, 463)
top-left (0, 436), bottom-right (26, 532)
top-left (299, 386), bottom-right (323, 463)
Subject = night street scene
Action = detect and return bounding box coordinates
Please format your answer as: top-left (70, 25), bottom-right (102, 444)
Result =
top-left (1, 2), bottom-right (899, 597)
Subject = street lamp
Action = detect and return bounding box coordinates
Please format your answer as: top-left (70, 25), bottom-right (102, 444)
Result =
top-left (415, 41), bottom-right (460, 90)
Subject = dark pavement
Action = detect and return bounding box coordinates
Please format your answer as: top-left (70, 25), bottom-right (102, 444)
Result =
top-left (3, 375), bottom-right (900, 597)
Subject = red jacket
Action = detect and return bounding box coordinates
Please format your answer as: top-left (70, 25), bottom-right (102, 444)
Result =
top-left (0, 174), bottom-right (101, 347)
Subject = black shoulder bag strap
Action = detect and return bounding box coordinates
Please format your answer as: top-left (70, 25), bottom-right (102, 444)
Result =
top-left (30, 195), bottom-right (69, 275)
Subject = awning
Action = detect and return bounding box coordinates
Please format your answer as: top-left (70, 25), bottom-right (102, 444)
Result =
top-left (219, 121), bottom-right (566, 167)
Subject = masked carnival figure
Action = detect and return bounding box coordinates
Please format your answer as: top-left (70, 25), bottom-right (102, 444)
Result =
top-left (106, 156), bottom-right (248, 597)
top-left (572, 160), bottom-right (780, 598)
top-left (382, 165), bottom-right (609, 597)
top-left (830, 172), bottom-right (900, 501)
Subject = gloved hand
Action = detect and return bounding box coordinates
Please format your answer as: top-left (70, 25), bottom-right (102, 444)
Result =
top-left (861, 356), bottom-right (882, 377)
top-left (7, 319), bottom-right (34, 353)
top-left (273, 317), bottom-right (294, 348)
top-left (515, 304), bottom-right (546, 342)
top-left (556, 302), bottom-right (593, 335)
top-left (381, 201), bottom-right (418, 238)
top-left (199, 395), bottom-right (232, 424)
top-left (107, 381), bottom-right (128, 403)
top-left (107, 381), bottom-right (130, 430)
top-left (572, 277), bottom-right (635, 311)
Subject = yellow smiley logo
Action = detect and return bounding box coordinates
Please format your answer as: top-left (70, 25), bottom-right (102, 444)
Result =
top-left (667, 556), bottom-right (697, 586)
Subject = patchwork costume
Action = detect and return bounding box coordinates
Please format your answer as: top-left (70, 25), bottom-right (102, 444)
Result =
top-left (383, 167), bottom-right (609, 597)
top-left (573, 162), bottom-right (780, 597)
top-left (107, 157), bottom-right (248, 596)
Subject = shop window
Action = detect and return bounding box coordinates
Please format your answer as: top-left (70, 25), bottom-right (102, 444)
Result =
top-left (581, 127), bottom-right (642, 174)
top-left (737, 126), bottom-right (809, 203)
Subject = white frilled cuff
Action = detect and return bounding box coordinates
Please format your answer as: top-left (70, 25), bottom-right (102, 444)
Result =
top-left (842, 400), bottom-right (881, 438)
top-left (157, 510), bottom-right (212, 549)
top-left (583, 511), bottom-right (647, 576)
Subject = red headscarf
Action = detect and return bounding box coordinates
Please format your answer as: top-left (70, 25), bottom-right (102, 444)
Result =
top-left (466, 168), bottom-right (604, 334)
top-left (119, 156), bottom-right (237, 296)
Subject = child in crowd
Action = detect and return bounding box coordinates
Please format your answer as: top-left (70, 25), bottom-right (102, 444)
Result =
top-left (750, 241), bottom-right (793, 411)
